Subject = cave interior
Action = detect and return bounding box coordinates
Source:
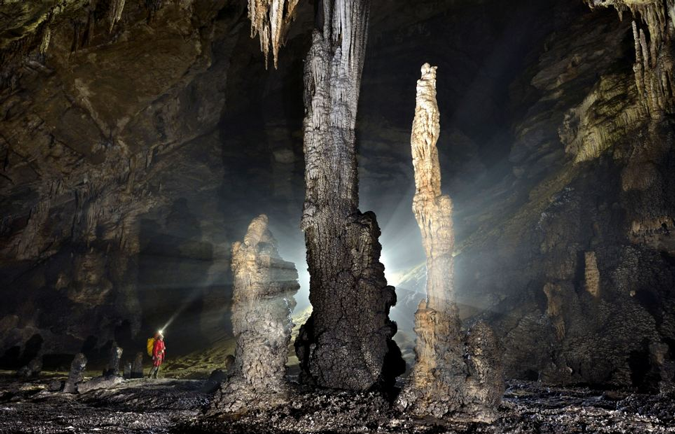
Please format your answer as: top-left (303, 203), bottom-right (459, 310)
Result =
top-left (1, 0), bottom-right (675, 432)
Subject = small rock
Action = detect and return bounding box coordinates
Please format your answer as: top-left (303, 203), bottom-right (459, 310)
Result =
top-left (63, 353), bottom-right (87, 393)
top-left (48, 380), bottom-right (63, 392)
top-left (77, 376), bottom-right (123, 394)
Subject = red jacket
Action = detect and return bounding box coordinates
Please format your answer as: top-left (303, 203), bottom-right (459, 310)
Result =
top-left (152, 339), bottom-right (166, 367)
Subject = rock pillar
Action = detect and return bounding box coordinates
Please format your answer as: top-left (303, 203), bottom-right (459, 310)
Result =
top-left (63, 353), bottom-right (87, 393)
top-left (104, 344), bottom-right (123, 377)
top-left (293, 0), bottom-right (404, 392)
top-left (397, 64), bottom-right (503, 422)
top-left (211, 215), bottom-right (299, 413)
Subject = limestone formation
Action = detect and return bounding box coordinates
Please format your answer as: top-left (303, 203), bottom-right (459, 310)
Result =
top-left (131, 352), bottom-right (144, 379)
top-left (584, 252), bottom-right (601, 297)
top-left (63, 353), bottom-right (87, 393)
top-left (397, 64), bottom-right (503, 422)
top-left (247, 0), bottom-right (300, 68)
top-left (211, 215), bottom-right (299, 413)
top-left (0, 0), bottom-right (243, 365)
top-left (104, 343), bottom-right (123, 377)
top-left (17, 356), bottom-right (42, 379)
top-left (293, 0), bottom-right (404, 391)
top-left (544, 283), bottom-right (566, 340)
top-left (585, 0), bottom-right (675, 116)
top-left (78, 376), bottom-right (123, 394)
top-left (108, 0), bottom-right (126, 32)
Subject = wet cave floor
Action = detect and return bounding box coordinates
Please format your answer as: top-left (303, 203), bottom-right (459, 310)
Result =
top-left (1, 374), bottom-right (674, 434)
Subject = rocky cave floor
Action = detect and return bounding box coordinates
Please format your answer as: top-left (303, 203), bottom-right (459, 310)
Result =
top-left (1, 374), bottom-right (674, 434)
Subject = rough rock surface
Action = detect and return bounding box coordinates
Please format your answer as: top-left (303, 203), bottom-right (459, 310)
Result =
top-left (77, 375), bottom-right (123, 394)
top-left (294, 0), bottom-right (405, 391)
top-left (585, 0), bottom-right (675, 115)
top-left (131, 352), bottom-right (144, 379)
top-left (247, 0), bottom-right (300, 68)
top-left (396, 64), bottom-right (503, 422)
top-left (63, 352), bottom-right (87, 393)
top-left (16, 356), bottom-right (42, 379)
top-left (0, 0), bottom-right (673, 395)
top-left (103, 343), bottom-right (123, 377)
top-left (3, 374), bottom-right (675, 433)
top-left (211, 214), bottom-right (299, 413)
top-left (448, 3), bottom-right (675, 389)
top-left (0, 0), bottom-right (247, 366)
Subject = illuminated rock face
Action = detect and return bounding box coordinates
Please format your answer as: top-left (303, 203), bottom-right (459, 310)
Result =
top-left (247, 0), bottom-right (300, 69)
top-left (211, 214), bottom-right (299, 413)
top-left (585, 0), bottom-right (675, 116)
top-left (397, 64), bottom-right (503, 422)
top-left (293, 0), bottom-right (404, 391)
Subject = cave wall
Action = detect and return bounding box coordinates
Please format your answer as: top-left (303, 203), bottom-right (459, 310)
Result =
top-left (454, 4), bottom-right (675, 388)
top-left (0, 0), bottom-right (248, 366)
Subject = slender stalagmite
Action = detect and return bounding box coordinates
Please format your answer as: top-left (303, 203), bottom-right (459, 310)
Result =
top-left (211, 215), bottom-right (299, 413)
top-left (397, 64), bottom-right (503, 421)
top-left (293, 0), bottom-right (404, 390)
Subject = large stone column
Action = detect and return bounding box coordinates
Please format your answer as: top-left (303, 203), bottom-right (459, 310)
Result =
top-left (211, 215), bottom-right (299, 413)
top-left (397, 64), bottom-right (503, 422)
top-left (293, 0), bottom-right (404, 391)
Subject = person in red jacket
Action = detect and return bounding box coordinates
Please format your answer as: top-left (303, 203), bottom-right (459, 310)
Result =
top-left (148, 333), bottom-right (166, 379)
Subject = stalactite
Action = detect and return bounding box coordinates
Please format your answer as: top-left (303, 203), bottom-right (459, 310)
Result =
top-left (211, 215), bottom-right (299, 413)
top-left (109, 0), bottom-right (126, 32)
top-left (293, 0), bottom-right (404, 391)
top-left (396, 64), bottom-right (503, 422)
top-left (39, 26), bottom-right (51, 54)
top-left (247, 0), bottom-right (300, 69)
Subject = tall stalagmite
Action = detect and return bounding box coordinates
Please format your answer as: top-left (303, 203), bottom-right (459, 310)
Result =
top-left (293, 0), bottom-right (404, 390)
top-left (211, 215), bottom-right (299, 413)
top-left (397, 64), bottom-right (503, 422)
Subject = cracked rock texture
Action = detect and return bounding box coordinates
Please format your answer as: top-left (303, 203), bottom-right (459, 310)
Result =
top-left (211, 214), bottom-right (298, 413)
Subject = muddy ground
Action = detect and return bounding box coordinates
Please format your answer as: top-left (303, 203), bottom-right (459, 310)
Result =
top-left (0, 374), bottom-right (674, 433)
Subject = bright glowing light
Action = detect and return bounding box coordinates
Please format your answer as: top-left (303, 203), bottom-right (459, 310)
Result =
top-left (380, 250), bottom-right (404, 286)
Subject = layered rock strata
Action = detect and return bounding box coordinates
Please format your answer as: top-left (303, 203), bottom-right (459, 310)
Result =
top-left (397, 64), bottom-right (503, 422)
top-left (293, 0), bottom-right (404, 391)
top-left (211, 214), bottom-right (299, 413)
